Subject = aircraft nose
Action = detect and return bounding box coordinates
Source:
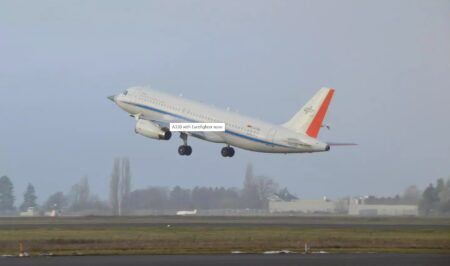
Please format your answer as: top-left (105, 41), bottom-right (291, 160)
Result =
top-left (107, 95), bottom-right (116, 102)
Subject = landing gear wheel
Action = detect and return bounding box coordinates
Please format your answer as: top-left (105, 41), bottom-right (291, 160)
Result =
top-left (178, 145), bottom-right (185, 155)
top-left (221, 147), bottom-right (235, 157)
top-left (221, 147), bottom-right (228, 157)
top-left (178, 133), bottom-right (192, 156)
top-left (228, 147), bottom-right (235, 157)
top-left (185, 145), bottom-right (192, 155)
top-left (178, 145), bottom-right (192, 156)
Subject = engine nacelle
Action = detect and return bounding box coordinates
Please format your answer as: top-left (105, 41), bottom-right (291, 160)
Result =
top-left (135, 119), bottom-right (171, 140)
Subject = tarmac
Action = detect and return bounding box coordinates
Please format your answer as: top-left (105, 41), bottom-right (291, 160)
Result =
top-left (1, 215), bottom-right (448, 230)
top-left (2, 254), bottom-right (450, 266)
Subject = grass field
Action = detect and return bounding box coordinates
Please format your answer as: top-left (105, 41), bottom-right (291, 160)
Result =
top-left (0, 216), bottom-right (449, 255)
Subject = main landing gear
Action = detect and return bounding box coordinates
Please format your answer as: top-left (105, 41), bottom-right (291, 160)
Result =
top-left (178, 133), bottom-right (192, 156)
top-left (178, 145), bottom-right (192, 156)
top-left (221, 146), bottom-right (235, 157)
top-left (177, 133), bottom-right (235, 157)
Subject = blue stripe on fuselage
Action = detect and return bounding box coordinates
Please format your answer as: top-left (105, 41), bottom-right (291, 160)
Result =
top-left (123, 101), bottom-right (292, 148)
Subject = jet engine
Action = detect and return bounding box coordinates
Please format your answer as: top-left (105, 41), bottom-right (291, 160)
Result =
top-left (135, 119), bottom-right (171, 140)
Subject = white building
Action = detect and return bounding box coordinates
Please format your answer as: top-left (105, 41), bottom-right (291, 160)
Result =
top-left (348, 197), bottom-right (418, 216)
top-left (269, 198), bottom-right (336, 214)
top-left (20, 207), bottom-right (39, 217)
top-left (269, 196), bottom-right (419, 216)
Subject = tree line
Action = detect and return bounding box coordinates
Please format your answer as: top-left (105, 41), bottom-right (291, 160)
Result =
top-left (117, 162), bottom-right (285, 212)
top-left (362, 178), bottom-right (450, 215)
top-left (364, 185), bottom-right (422, 205)
top-left (0, 161), bottom-right (449, 215)
top-left (0, 161), bottom-right (286, 215)
top-left (419, 178), bottom-right (450, 215)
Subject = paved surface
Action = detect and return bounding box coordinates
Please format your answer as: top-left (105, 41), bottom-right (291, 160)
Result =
top-left (2, 254), bottom-right (450, 266)
top-left (2, 223), bottom-right (447, 229)
top-left (1, 216), bottom-right (448, 229)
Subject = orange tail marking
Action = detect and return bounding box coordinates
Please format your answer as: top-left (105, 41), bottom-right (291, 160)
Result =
top-left (306, 89), bottom-right (334, 138)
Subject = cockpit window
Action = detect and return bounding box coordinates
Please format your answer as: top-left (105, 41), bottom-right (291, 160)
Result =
top-left (123, 90), bottom-right (128, 96)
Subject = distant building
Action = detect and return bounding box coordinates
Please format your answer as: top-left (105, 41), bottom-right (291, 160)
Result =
top-left (20, 207), bottom-right (38, 217)
top-left (348, 197), bottom-right (418, 216)
top-left (44, 210), bottom-right (61, 217)
top-left (269, 196), bottom-right (419, 216)
top-left (269, 197), bottom-right (336, 214)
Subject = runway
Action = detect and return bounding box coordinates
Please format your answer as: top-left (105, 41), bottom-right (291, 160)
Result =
top-left (2, 254), bottom-right (450, 266)
top-left (1, 216), bottom-right (448, 229)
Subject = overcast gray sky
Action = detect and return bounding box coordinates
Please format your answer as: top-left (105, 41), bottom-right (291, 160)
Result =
top-left (1, 0), bottom-right (449, 202)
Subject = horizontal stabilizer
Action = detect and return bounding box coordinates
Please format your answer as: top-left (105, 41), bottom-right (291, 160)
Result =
top-left (327, 142), bottom-right (357, 146)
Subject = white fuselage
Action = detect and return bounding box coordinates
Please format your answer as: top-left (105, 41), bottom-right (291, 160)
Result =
top-left (112, 87), bottom-right (329, 153)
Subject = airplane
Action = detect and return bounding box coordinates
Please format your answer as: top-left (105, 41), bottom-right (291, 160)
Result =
top-left (176, 209), bottom-right (198, 216)
top-left (108, 86), bottom-right (352, 157)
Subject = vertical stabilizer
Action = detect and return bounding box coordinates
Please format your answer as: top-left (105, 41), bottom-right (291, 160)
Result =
top-left (282, 87), bottom-right (334, 138)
